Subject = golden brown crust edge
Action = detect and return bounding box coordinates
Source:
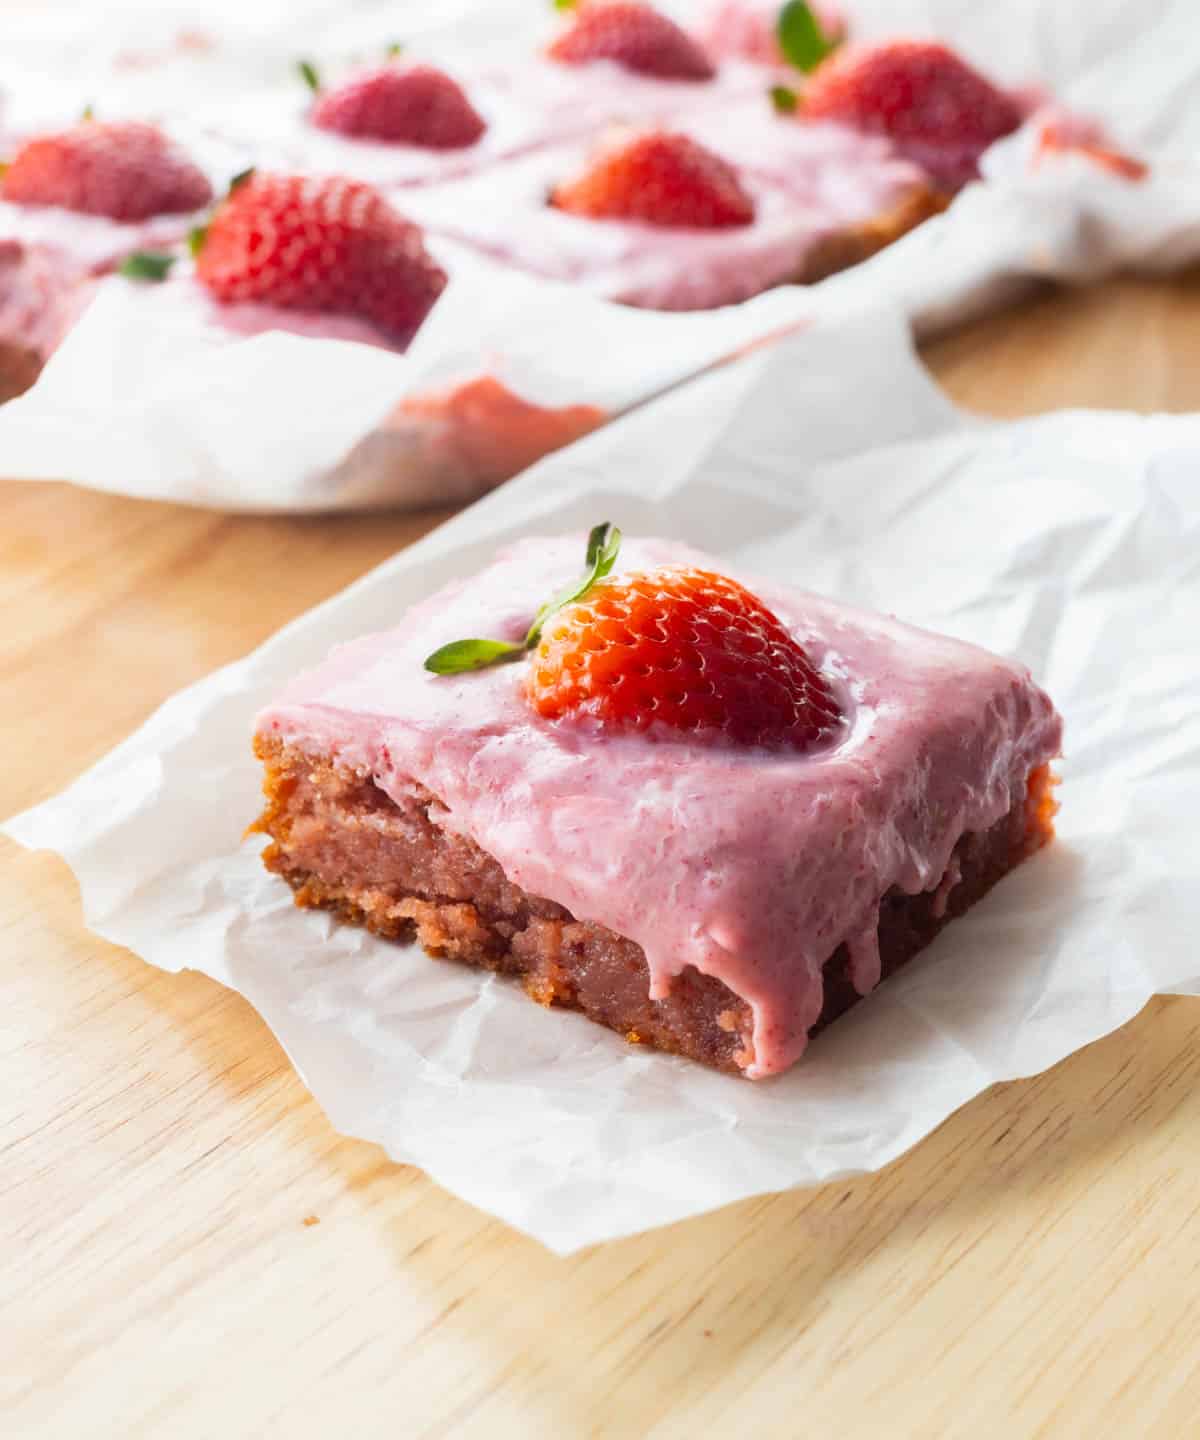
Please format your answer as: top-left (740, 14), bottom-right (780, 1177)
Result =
top-left (797, 183), bottom-right (951, 287)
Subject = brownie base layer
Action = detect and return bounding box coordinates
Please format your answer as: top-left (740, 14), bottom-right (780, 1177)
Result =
top-left (0, 340), bottom-right (44, 403)
top-left (797, 184), bottom-right (948, 287)
top-left (252, 736), bottom-right (1056, 1076)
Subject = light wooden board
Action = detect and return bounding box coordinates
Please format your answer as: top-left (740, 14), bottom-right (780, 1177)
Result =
top-left (3, 275), bottom-right (1200, 1440)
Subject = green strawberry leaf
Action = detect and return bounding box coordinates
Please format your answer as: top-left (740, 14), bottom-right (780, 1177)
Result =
top-left (298, 58), bottom-right (322, 93)
top-left (553, 0), bottom-right (579, 10)
top-left (424, 522), bottom-right (623, 676)
top-left (423, 638), bottom-right (526, 675)
top-left (776, 1), bottom-right (836, 73)
top-left (229, 166), bottom-right (256, 192)
top-left (187, 224), bottom-right (208, 257)
top-left (81, 103), bottom-right (96, 122)
top-left (385, 41), bottom-right (404, 58)
top-left (770, 84), bottom-right (799, 114)
top-left (523, 521), bottom-right (621, 648)
top-left (118, 251), bottom-right (177, 282)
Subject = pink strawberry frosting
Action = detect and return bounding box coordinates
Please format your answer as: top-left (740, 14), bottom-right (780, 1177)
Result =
top-left (681, 100), bottom-right (928, 206)
top-left (196, 286), bottom-right (403, 348)
top-left (194, 67), bottom-right (556, 191)
top-left (0, 199), bottom-right (201, 275)
top-left (401, 115), bottom-right (928, 310)
top-left (0, 239), bottom-right (93, 362)
top-left (191, 52), bottom-right (764, 194)
top-left (485, 52), bottom-right (769, 134)
top-left (698, 0), bottom-right (847, 66)
top-left (255, 536), bottom-right (1063, 1079)
top-left (0, 199), bottom-right (206, 362)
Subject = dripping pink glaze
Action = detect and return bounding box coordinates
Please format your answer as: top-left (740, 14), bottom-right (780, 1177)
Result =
top-left (401, 116), bottom-right (929, 311)
top-left (255, 536), bottom-right (1063, 1079)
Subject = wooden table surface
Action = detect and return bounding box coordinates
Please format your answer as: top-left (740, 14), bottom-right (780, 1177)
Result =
top-left (4, 274), bottom-right (1200, 1440)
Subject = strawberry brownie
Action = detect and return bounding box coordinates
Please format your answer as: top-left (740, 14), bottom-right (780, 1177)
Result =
top-left (189, 5), bottom-right (755, 193)
top-left (252, 528), bottom-right (1062, 1080)
top-left (400, 121), bottom-right (940, 310)
top-left (0, 119), bottom-right (217, 398)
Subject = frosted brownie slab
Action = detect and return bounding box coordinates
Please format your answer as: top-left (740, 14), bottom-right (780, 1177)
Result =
top-left (253, 534), bottom-right (1062, 1079)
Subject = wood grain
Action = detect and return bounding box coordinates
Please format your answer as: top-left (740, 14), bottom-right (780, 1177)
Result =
top-left (3, 275), bottom-right (1200, 1440)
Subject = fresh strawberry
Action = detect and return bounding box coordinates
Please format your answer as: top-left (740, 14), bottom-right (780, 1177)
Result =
top-left (1, 120), bottom-right (212, 222)
top-left (1036, 118), bottom-right (1147, 181)
top-left (547, 2), bottom-right (716, 81)
top-left (528, 564), bottom-right (841, 749)
top-left (194, 172), bottom-right (446, 346)
top-left (801, 40), bottom-right (1023, 188)
top-left (551, 130), bottom-right (755, 228)
top-left (311, 64), bottom-right (487, 150)
top-left (424, 526), bottom-right (841, 751)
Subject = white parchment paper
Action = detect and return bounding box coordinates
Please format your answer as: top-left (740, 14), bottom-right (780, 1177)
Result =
top-left (7, 308), bottom-right (1199, 1252)
top-left (0, 0), bottom-right (1198, 510)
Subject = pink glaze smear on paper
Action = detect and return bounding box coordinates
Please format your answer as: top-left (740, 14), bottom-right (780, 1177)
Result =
top-left (255, 536), bottom-right (1063, 1079)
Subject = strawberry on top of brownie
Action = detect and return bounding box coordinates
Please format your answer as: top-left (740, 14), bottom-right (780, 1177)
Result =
top-left (2, 118), bottom-right (213, 221)
top-left (798, 38), bottom-right (1026, 190)
top-left (192, 171), bottom-right (446, 347)
top-left (546, 0), bottom-right (717, 81)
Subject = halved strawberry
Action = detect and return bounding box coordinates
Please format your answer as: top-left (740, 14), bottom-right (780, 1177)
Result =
top-left (547, 2), bottom-right (715, 81)
top-left (311, 63), bottom-right (487, 149)
top-left (425, 525), bottom-right (844, 753)
top-left (193, 172), bottom-right (446, 346)
top-left (2, 120), bottom-right (212, 222)
top-left (528, 564), bottom-right (841, 749)
top-left (551, 130), bottom-right (755, 228)
top-left (801, 40), bottom-right (1023, 188)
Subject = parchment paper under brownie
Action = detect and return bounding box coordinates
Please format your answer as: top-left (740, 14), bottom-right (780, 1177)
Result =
top-left (253, 530), bottom-right (1062, 1079)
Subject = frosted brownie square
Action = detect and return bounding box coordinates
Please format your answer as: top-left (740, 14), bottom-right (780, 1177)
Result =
top-left (253, 532), bottom-right (1062, 1079)
top-left (399, 118), bottom-right (940, 311)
